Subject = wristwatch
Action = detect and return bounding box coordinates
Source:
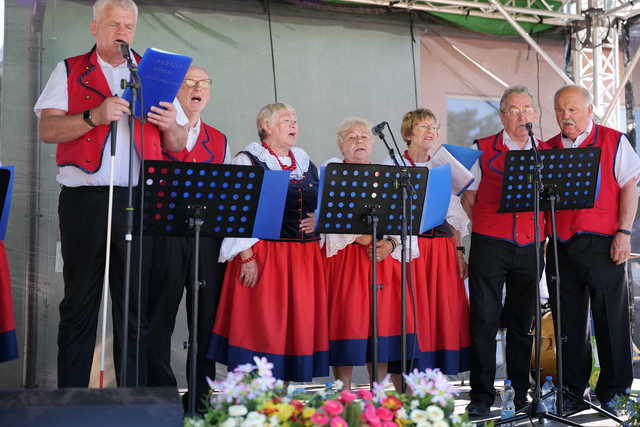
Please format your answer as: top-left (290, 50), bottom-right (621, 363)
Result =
top-left (83, 109), bottom-right (96, 128)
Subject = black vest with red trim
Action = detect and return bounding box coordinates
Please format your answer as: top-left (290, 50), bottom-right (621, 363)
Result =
top-left (471, 131), bottom-right (545, 246)
top-left (59, 46), bottom-right (162, 173)
top-left (544, 124), bottom-right (621, 241)
top-left (241, 150), bottom-right (319, 241)
top-left (162, 122), bottom-right (227, 164)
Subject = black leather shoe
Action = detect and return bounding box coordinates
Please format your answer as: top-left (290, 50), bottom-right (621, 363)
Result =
top-left (561, 397), bottom-right (589, 415)
top-left (466, 401), bottom-right (490, 417)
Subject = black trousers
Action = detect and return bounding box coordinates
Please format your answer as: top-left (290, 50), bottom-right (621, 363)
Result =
top-left (57, 186), bottom-right (149, 388)
top-left (145, 235), bottom-right (225, 411)
top-left (468, 234), bottom-right (541, 405)
top-left (546, 234), bottom-right (632, 404)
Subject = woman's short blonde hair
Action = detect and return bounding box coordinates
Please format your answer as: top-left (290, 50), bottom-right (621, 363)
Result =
top-left (336, 117), bottom-right (373, 147)
top-left (400, 109), bottom-right (438, 144)
top-left (256, 103), bottom-right (296, 141)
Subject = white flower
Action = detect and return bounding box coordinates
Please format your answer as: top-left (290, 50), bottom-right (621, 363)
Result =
top-left (229, 405), bottom-right (248, 417)
top-left (333, 379), bottom-right (344, 391)
top-left (450, 414), bottom-right (462, 423)
top-left (411, 409), bottom-right (429, 423)
top-left (184, 418), bottom-right (205, 427)
top-left (245, 412), bottom-right (266, 422)
top-left (411, 400), bottom-right (420, 409)
top-left (426, 405), bottom-right (445, 421)
top-left (253, 356), bottom-right (274, 377)
top-left (433, 421), bottom-right (448, 427)
top-left (220, 418), bottom-right (239, 427)
top-left (416, 422), bottom-right (433, 427)
top-left (396, 408), bottom-right (409, 420)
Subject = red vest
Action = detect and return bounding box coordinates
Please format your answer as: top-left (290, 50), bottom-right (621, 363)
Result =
top-left (471, 131), bottom-right (545, 246)
top-left (544, 124), bottom-right (621, 241)
top-left (162, 122), bottom-right (227, 164)
top-left (58, 46), bottom-right (162, 173)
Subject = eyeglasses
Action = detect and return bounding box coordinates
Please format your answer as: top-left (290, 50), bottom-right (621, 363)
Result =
top-left (183, 78), bottom-right (212, 88)
top-left (503, 107), bottom-right (535, 116)
top-left (346, 135), bottom-right (371, 143)
top-left (416, 124), bottom-right (440, 131)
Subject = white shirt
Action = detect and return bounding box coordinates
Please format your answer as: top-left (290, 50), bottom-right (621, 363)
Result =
top-left (34, 53), bottom-right (182, 187)
top-left (560, 120), bottom-right (640, 187)
top-left (183, 117), bottom-right (232, 164)
top-left (467, 130), bottom-right (533, 191)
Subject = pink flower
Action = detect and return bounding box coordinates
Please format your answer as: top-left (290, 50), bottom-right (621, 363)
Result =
top-left (323, 400), bottom-right (344, 416)
top-left (376, 406), bottom-right (394, 421)
top-left (330, 416), bottom-right (348, 427)
top-left (339, 390), bottom-right (358, 404)
top-left (311, 411), bottom-right (330, 425)
top-left (358, 389), bottom-right (374, 401)
top-left (362, 404), bottom-right (380, 424)
top-left (383, 422), bottom-right (397, 427)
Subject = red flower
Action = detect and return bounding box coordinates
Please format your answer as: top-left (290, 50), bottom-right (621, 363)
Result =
top-left (382, 396), bottom-right (403, 411)
top-left (292, 399), bottom-right (305, 412)
top-left (362, 404), bottom-right (381, 424)
top-left (376, 407), bottom-right (394, 421)
top-left (330, 416), bottom-right (348, 427)
top-left (339, 390), bottom-right (357, 404)
top-left (323, 400), bottom-right (344, 416)
top-left (311, 411), bottom-right (330, 426)
top-left (358, 389), bottom-right (374, 401)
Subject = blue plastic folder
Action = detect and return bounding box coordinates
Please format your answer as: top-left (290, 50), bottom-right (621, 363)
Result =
top-left (122, 48), bottom-right (192, 119)
top-left (420, 164), bottom-right (451, 233)
top-left (443, 144), bottom-right (482, 171)
top-left (252, 170), bottom-right (290, 239)
top-left (0, 167), bottom-right (14, 241)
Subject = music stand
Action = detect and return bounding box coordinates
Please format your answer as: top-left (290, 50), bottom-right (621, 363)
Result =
top-left (316, 162), bottom-right (451, 385)
top-left (142, 160), bottom-right (289, 416)
top-left (495, 147), bottom-right (622, 426)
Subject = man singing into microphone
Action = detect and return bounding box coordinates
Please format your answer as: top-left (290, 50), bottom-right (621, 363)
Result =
top-left (544, 85), bottom-right (640, 415)
top-left (34, 0), bottom-right (186, 387)
top-left (461, 85), bottom-right (543, 416)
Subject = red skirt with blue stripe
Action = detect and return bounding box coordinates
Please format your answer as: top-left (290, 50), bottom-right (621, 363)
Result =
top-left (208, 239), bottom-right (329, 381)
top-left (412, 236), bottom-right (470, 374)
top-left (326, 243), bottom-right (417, 366)
top-left (0, 242), bottom-right (17, 363)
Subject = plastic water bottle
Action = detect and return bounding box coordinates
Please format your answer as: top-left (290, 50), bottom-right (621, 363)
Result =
top-left (500, 379), bottom-right (516, 426)
top-left (541, 376), bottom-right (556, 415)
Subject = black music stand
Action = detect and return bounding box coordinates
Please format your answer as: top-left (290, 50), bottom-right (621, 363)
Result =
top-left (316, 162), bottom-right (451, 385)
top-left (495, 146), bottom-right (623, 426)
top-left (142, 160), bottom-right (288, 416)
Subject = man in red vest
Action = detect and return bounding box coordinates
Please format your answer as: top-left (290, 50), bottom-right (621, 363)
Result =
top-left (145, 65), bottom-right (229, 412)
top-left (462, 86), bottom-right (544, 416)
top-left (544, 85), bottom-right (640, 415)
top-left (34, 0), bottom-right (186, 387)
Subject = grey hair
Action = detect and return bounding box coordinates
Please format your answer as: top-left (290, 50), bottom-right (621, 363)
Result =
top-left (256, 103), bottom-right (296, 141)
top-left (554, 85), bottom-right (593, 105)
top-left (499, 85), bottom-right (535, 112)
top-left (336, 117), bottom-right (373, 146)
top-left (93, 0), bottom-right (138, 21)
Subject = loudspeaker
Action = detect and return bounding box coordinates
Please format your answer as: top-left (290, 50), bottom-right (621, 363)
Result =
top-left (0, 387), bottom-right (183, 427)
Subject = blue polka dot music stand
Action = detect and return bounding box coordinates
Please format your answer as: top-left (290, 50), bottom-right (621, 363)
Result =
top-left (316, 162), bottom-right (451, 385)
top-left (496, 147), bottom-right (610, 426)
top-left (142, 160), bottom-right (289, 415)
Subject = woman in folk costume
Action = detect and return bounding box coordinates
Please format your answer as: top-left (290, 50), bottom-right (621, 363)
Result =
top-left (321, 118), bottom-right (415, 388)
top-left (208, 103), bottom-right (328, 381)
top-left (385, 109), bottom-right (471, 385)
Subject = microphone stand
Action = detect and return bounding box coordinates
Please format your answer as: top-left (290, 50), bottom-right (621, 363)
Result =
top-left (496, 125), bottom-right (581, 426)
top-left (119, 44), bottom-right (141, 387)
top-left (374, 124), bottom-right (410, 392)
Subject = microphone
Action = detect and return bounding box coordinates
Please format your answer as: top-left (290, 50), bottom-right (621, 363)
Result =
top-left (524, 122), bottom-right (533, 133)
top-left (372, 121), bottom-right (387, 136)
top-left (116, 40), bottom-right (131, 61)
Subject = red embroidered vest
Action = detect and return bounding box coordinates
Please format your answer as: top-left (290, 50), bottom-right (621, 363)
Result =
top-left (162, 122), bottom-right (226, 164)
top-left (471, 131), bottom-right (545, 246)
top-left (57, 46), bottom-right (162, 173)
top-left (544, 124), bottom-right (621, 241)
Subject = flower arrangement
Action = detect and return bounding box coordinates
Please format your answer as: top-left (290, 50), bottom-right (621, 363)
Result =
top-left (611, 389), bottom-right (636, 425)
top-left (184, 357), bottom-right (471, 426)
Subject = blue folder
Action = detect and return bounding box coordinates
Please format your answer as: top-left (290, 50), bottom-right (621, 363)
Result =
top-left (0, 167), bottom-right (14, 241)
top-left (252, 170), bottom-right (290, 239)
top-left (123, 48), bottom-right (192, 119)
top-left (420, 164), bottom-right (451, 232)
top-left (443, 144), bottom-right (482, 170)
